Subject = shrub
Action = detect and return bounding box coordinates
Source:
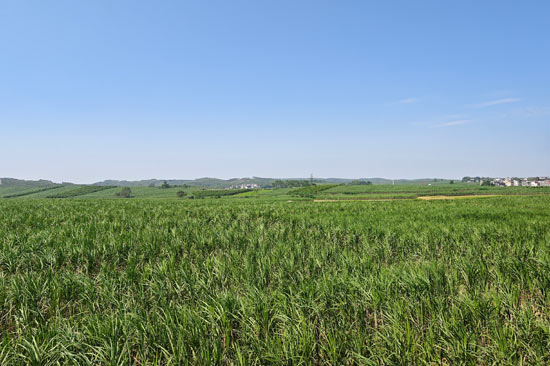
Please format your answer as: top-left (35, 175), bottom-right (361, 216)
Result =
top-left (116, 187), bottom-right (132, 198)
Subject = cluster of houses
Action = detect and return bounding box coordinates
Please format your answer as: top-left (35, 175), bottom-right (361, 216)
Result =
top-left (229, 183), bottom-right (260, 189)
top-left (491, 177), bottom-right (550, 187)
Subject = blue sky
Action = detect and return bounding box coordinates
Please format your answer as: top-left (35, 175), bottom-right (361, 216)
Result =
top-left (1, 0), bottom-right (548, 183)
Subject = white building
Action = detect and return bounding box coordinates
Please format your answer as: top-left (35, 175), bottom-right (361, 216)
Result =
top-left (490, 177), bottom-right (550, 188)
top-left (230, 183), bottom-right (260, 189)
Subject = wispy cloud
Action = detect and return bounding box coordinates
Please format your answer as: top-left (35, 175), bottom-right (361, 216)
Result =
top-left (502, 106), bottom-right (550, 119)
top-left (442, 114), bottom-right (464, 120)
top-left (469, 98), bottom-right (521, 108)
top-left (516, 107), bottom-right (550, 118)
top-left (394, 97), bottom-right (419, 105)
top-left (431, 119), bottom-right (472, 128)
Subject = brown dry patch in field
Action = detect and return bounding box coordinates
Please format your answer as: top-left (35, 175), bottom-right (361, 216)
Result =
top-left (417, 195), bottom-right (502, 200)
top-left (314, 194), bottom-right (546, 202)
top-left (313, 198), bottom-right (407, 202)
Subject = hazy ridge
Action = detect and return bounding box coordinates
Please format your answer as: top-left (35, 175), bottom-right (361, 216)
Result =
top-left (1, 177), bottom-right (452, 189)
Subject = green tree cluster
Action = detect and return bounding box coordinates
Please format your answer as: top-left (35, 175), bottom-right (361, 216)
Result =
top-left (116, 187), bottom-right (132, 198)
top-left (272, 180), bottom-right (312, 189)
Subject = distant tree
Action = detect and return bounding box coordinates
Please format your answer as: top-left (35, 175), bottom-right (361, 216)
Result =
top-left (272, 180), bottom-right (312, 189)
top-left (116, 187), bottom-right (132, 198)
top-left (349, 180), bottom-right (372, 186)
top-left (160, 181), bottom-right (170, 189)
top-left (177, 190), bottom-right (186, 198)
top-left (148, 183), bottom-right (156, 187)
top-left (450, 180), bottom-right (454, 184)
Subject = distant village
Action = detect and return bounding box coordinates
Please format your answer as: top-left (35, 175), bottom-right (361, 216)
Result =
top-left (463, 177), bottom-right (550, 187)
top-left (229, 183), bottom-right (260, 189)
top-left (490, 177), bottom-right (550, 187)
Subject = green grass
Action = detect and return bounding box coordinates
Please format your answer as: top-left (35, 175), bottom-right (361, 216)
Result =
top-left (1, 185), bottom-right (61, 198)
top-left (192, 188), bottom-right (251, 199)
top-left (77, 186), bottom-right (192, 199)
top-left (0, 196), bottom-right (549, 364)
top-left (14, 185), bottom-right (80, 199)
top-left (0, 186), bottom-right (33, 197)
top-left (46, 186), bottom-right (116, 198)
top-left (233, 188), bottom-right (297, 200)
top-left (0, 185), bottom-right (61, 198)
top-left (4, 182), bottom-right (548, 201)
top-left (289, 184), bottom-right (339, 198)
top-left (317, 183), bottom-right (550, 199)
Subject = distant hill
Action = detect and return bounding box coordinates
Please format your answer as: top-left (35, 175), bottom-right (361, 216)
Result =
top-left (93, 177), bottom-right (454, 188)
top-left (1, 177), bottom-right (455, 190)
top-left (362, 178), bottom-right (454, 185)
top-left (94, 177), bottom-right (281, 188)
top-left (0, 178), bottom-right (57, 188)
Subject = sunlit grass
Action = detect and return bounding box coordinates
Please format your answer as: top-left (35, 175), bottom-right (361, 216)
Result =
top-left (0, 197), bottom-right (549, 364)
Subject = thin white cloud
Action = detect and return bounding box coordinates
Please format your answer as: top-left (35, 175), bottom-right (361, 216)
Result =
top-left (502, 106), bottom-right (550, 119)
top-left (442, 114), bottom-right (464, 120)
top-left (431, 119), bottom-right (472, 128)
top-left (517, 107), bottom-right (550, 118)
top-left (395, 97), bottom-right (419, 105)
top-left (469, 98), bottom-right (521, 108)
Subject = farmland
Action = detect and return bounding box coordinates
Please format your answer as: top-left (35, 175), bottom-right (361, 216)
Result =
top-left (1, 192), bottom-right (550, 365)
top-left (2, 181), bottom-right (549, 201)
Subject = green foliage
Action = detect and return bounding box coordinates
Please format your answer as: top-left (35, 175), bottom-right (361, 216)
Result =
top-left (160, 181), bottom-right (171, 189)
top-left (289, 184), bottom-right (339, 198)
top-left (8, 183), bottom-right (546, 201)
top-left (348, 180), bottom-right (372, 185)
top-left (193, 189), bottom-right (249, 199)
top-left (46, 186), bottom-right (116, 198)
top-left (176, 190), bottom-right (187, 198)
top-left (0, 178), bottom-right (55, 188)
top-left (115, 187), bottom-right (132, 198)
top-left (0, 197), bottom-right (549, 364)
top-left (2, 185), bottom-right (62, 198)
top-left (272, 180), bottom-right (312, 188)
top-left (312, 183), bottom-right (550, 200)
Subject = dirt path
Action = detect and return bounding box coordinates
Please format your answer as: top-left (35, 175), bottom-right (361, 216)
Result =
top-left (314, 194), bottom-right (526, 202)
